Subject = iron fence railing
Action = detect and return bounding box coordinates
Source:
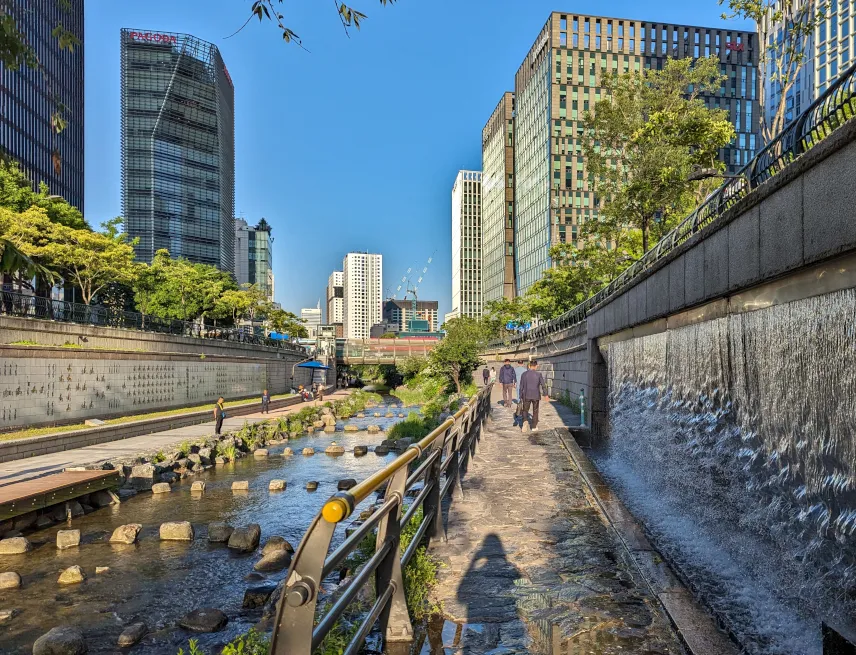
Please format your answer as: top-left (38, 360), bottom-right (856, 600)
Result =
top-left (489, 60), bottom-right (856, 350)
top-left (0, 290), bottom-right (307, 353)
top-left (270, 384), bottom-right (494, 654)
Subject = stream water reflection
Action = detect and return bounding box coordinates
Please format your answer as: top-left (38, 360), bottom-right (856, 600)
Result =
top-left (2, 403), bottom-right (420, 653)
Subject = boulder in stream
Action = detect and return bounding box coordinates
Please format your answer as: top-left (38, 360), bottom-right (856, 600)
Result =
top-left (374, 445), bottom-right (390, 456)
top-left (227, 524), bottom-right (261, 552)
top-left (243, 583), bottom-right (277, 608)
top-left (0, 537), bottom-right (31, 555)
top-left (231, 481), bottom-right (250, 491)
top-left (109, 524), bottom-right (141, 545)
top-left (366, 425), bottom-right (381, 434)
top-left (151, 482), bottom-right (171, 494)
top-left (302, 448), bottom-right (315, 456)
top-left (208, 523), bottom-right (233, 543)
top-left (0, 571), bottom-right (21, 589)
top-left (128, 464), bottom-right (156, 491)
top-left (117, 622), bottom-right (147, 647)
top-left (262, 536), bottom-right (294, 555)
top-left (253, 550), bottom-right (291, 572)
top-left (57, 566), bottom-right (85, 585)
top-left (325, 443), bottom-right (346, 455)
top-left (178, 608), bottom-right (228, 633)
top-left (338, 479), bottom-right (357, 491)
top-left (159, 522), bottom-right (193, 541)
top-left (89, 490), bottom-right (116, 508)
top-left (306, 481), bottom-right (319, 491)
top-left (253, 449), bottom-right (269, 459)
top-left (191, 481), bottom-right (206, 493)
top-left (56, 530), bottom-right (80, 550)
top-left (33, 626), bottom-right (87, 655)
top-left (343, 425), bottom-right (359, 432)
top-left (268, 479), bottom-right (286, 491)
top-left (354, 445), bottom-right (368, 456)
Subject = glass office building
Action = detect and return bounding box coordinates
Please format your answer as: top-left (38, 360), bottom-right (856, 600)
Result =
top-left (514, 13), bottom-right (760, 294)
top-left (121, 29), bottom-right (235, 271)
top-left (0, 0), bottom-right (84, 211)
top-left (234, 218), bottom-right (274, 300)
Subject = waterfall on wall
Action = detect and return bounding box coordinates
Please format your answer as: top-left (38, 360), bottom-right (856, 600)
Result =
top-left (596, 287), bottom-right (856, 655)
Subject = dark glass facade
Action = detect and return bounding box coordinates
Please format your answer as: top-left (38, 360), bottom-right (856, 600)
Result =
top-left (0, 0), bottom-right (85, 211)
top-left (121, 29), bottom-right (235, 272)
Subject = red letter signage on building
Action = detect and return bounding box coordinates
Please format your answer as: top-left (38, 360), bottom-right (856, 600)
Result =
top-left (725, 41), bottom-right (744, 52)
top-left (129, 32), bottom-right (178, 45)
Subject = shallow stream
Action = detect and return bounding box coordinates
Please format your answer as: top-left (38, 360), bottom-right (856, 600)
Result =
top-left (1, 402), bottom-right (420, 653)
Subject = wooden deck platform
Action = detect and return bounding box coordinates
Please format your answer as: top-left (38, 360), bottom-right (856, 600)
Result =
top-left (0, 469), bottom-right (120, 522)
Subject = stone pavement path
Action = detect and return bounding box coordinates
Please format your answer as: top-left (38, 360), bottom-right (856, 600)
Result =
top-left (0, 389), bottom-right (352, 487)
top-left (427, 388), bottom-right (684, 654)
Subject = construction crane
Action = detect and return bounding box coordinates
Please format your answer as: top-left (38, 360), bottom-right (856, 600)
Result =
top-left (392, 252), bottom-right (435, 331)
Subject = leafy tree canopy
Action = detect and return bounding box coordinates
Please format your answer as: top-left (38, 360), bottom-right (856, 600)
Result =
top-left (431, 317), bottom-right (490, 393)
top-left (0, 159), bottom-right (86, 229)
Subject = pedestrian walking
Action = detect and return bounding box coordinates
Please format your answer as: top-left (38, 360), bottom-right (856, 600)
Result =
top-left (489, 367), bottom-right (497, 385)
top-left (498, 359), bottom-right (517, 406)
top-left (315, 382), bottom-right (324, 402)
top-left (518, 361), bottom-right (548, 431)
top-left (261, 389), bottom-right (270, 414)
top-left (482, 367), bottom-right (490, 386)
top-left (512, 360), bottom-right (528, 404)
top-left (214, 397), bottom-right (226, 435)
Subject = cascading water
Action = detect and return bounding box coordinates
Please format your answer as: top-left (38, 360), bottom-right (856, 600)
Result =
top-left (593, 287), bottom-right (856, 655)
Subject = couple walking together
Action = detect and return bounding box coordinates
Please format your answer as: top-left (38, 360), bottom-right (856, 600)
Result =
top-left (495, 358), bottom-right (548, 430)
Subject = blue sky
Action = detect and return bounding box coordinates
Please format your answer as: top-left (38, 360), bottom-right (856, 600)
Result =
top-left (83, 0), bottom-right (753, 320)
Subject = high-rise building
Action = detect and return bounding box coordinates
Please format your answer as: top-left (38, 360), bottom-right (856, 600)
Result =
top-left (326, 271), bottom-right (344, 338)
top-left (451, 170), bottom-right (483, 318)
top-left (761, 1), bottom-right (855, 128)
top-left (301, 303), bottom-right (322, 338)
top-left (343, 252), bottom-right (383, 340)
top-left (383, 299), bottom-right (439, 332)
top-left (234, 218), bottom-right (274, 300)
top-left (513, 12), bottom-right (760, 294)
top-left (121, 29), bottom-right (235, 271)
top-left (0, 1), bottom-right (84, 211)
top-left (481, 92), bottom-right (516, 305)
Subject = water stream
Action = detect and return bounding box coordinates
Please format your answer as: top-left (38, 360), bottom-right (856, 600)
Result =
top-left (1, 403), bottom-right (420, 653)
top-left (592, 288), bottom-right (856, 655)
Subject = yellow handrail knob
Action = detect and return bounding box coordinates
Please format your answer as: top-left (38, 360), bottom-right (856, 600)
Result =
top-left (322, 497), bottom-right (350, 523)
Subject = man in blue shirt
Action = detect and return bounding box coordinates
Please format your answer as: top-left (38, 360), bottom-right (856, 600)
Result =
top-left (497, 359), bottom-right (517, 406)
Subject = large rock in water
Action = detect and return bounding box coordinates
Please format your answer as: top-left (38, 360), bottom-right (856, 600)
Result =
top-left (227, 524), bottom-right (261, 552)
top-left (262, 536), bottom-right (294, 555)
top-left (57, 566), bottom-right (86, 585)
top-left (325, 443), bottom-right (346, 454)
top-left (33, 626), bottom-right (88, 655)
top-left (354, 445), bottom-right (368, 456)
top-left (0, 537), bottom-right (31, 554)
top-left (117, 622), bottom-right (147, 647)
top-left (159, 522), bottom-right (193, 541)
top-left (0, 571), bottom-right (21, 589)
top-left (128, 463), bottom-right (156, 490)
top-left (208, 523), bottom-right (233, 543)
top-left (56, 530), bottom-right (80, 550)
top-left (253, 549), bottom-right (291, 572)
top-left (109, 524), bottom-right (141, 545)
top-left (242, 583), bottom-right (277, 608)
top-left (338, 479), bottom-right (357, 491)
top-left (151, 482), bottom-right (171, 494)
top-left (88, 490), bottom-right (116, 508)
top-left (178, 608), bottom-right (228, 633)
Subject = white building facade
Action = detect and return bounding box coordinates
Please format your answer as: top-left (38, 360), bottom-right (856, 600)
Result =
top-left (326, 271), bottom-right (344, 337)
top-left (451, 170), bottom-right (483, 319)
top-left (343, 252), bottom-right (383, 340)
top-left (300, 304), bottom-right (322, 338)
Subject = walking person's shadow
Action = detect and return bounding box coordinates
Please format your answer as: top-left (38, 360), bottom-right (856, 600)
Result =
top-left (454, 534), bottom-right (522, 632)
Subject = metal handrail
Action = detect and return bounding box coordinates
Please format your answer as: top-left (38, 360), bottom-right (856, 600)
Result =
top-left (270, 384), bottom-right (494, 654)
top-left (0, 290), bottom-right (307, 353)
top-left (487, 60), bottom-right (856, 350)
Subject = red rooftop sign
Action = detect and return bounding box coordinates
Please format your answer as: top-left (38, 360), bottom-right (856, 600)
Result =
top-left (129, 32), bottom-right (177, 45)
top-left (726, 42), bottom-right (744, 52)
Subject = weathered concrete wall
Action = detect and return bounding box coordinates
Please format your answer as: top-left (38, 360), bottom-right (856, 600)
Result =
top-left (0, 346), bottom-right (317, 431)
top-left (0, 315), bottom-right (294, 359)
top-left (587, 115), bottom-right (856, 340)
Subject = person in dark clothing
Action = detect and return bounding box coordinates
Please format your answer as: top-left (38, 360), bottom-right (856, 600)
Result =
top-left (214, 397), bottom-right (226, 435)
top-left (482, 367), bottom-right (490, 385)
top-left (498, 359), bottom-right (517, 406)
top-left (518, 361), bottom-right (548, 430)
top-left (261, 389), bottom-right (270, 414)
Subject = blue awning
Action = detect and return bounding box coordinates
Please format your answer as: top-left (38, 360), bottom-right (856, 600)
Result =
top-left (297, 360), bottom-right (329, 370)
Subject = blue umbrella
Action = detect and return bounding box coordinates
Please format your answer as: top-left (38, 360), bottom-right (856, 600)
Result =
top-left (297, 360), bottom-right (330, 388)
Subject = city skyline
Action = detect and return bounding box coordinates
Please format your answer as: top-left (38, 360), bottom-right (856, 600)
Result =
top-left (81, 0), bottom-right (755, 320)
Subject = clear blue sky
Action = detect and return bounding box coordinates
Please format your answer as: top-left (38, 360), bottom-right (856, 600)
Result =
top-left (83, 0), bottom-right (752, 320)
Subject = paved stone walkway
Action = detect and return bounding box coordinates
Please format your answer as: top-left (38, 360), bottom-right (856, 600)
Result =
top-left (0, 389), bottom-right (352, 487)
top-left (427, 387), bottom-right (684, 654)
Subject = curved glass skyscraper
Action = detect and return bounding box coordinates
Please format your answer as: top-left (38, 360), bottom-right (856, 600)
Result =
top-left (121, 29), bottom-right (235, 272)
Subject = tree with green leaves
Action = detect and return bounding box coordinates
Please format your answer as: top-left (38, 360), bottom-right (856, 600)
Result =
top-left (431, 317), bottom-right (489, 394)
top-left (720, 0), bottom-right (827, 142)
top-left (0, 159), bottom-right (86, 228)
top-left (266, 308), bottom-right (308, 338)
top-left (582, 56), bottom-right (734, 253)
top-left (482, 297), bottom-right (532, 338)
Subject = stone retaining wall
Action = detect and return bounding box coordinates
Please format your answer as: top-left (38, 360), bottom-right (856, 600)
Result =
top-left (0, 345), bottom-right (317, 431)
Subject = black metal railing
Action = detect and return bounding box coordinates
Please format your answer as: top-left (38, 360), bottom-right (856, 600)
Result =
top-left (489, 60), bottom-right (856, 350)
top-left (270, 384), bottom-right (494, 654)
top-left (0, 290), bottom-right (307, 353)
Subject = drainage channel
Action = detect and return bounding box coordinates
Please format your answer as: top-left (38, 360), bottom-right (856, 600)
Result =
top-left (554, 427), bottom-right (740, 655)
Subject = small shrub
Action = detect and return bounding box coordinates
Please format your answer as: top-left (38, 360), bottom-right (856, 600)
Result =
top-left (220, 443), bottom-right (237, 462)
top-left (176, 639), bottom-right (204, 655)
top-left (387, 413), bottom-right (433, 442)
top-left (178, 441), bottom-right (192, 457)
top-left (10, 339), bottom-right (40, 346)
top-left (61, 341), bottom-right (82, 348)
top-left (221, 629), bottom-right (269, 655)
top-left (557, 389), bottom-right (581, 414)
top-left (153, 450), bottom-right (166, 463)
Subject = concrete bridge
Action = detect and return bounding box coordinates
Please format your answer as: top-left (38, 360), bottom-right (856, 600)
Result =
top-left (336, 337), bottom-right (437, 365)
